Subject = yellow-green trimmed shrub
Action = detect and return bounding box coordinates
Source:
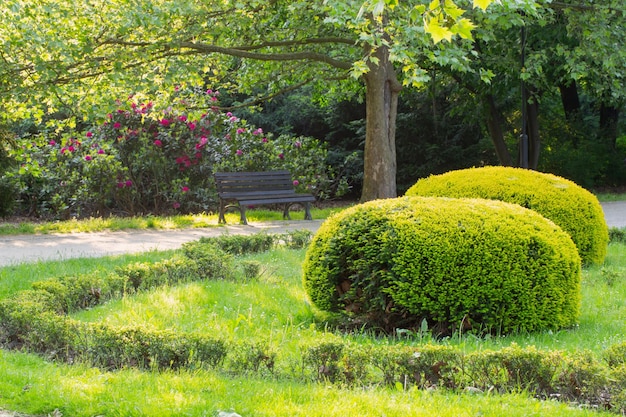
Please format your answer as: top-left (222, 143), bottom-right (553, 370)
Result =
top-left (302, 197), bottom-right (582, 334)
top-left (405, 166), bottom-right (608, 265)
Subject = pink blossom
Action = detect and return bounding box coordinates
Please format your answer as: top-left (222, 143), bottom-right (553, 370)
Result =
top-left (173, 202), bottom-right (181, 209)
top-left (160, 119), bottom-right (170, 127)
top-left (188, 122), bottom-right (196, 130)
top-left (179, 115), bottom-right (187, 122)
top-left (278, 153), bottom-right (284, 160)
top-left (113, 122), bottom-right (121, 129)
top-left (195, 136), bottom-right (208, 150)
top-left (262, 137), bottom-right (268, 143)
top-left (294, 141), bottom-right (302, 148)
top-left (211, 96), bottom-right (218, 102)
top-left (117, 182), bottom-right (124, 188)
top-left (154, 139), bottom-right (163, 147)
top-left (293, 180), bottom-right (299, 186)
top-left (236, 128), bottom-right (245, 134)
top-left (226, 112), bottom-right (233, 117)
top-left (49, 140), bottom-right (56, 146)
top-left (236, 149), bottom-right (243, 156)
top-left (86, 131), bottom-right (93, 138)
top-left (182, 186), bottom-right (190, 192)
top-left (68, 145), bottom-right (76, 152)
top-left (207, 89), bottom-right (213, 95)
top-left (253, 128), bottom-right (263, 135)
top-left (97, 149), bottom-right (105, 155)
top-left (229, 116), bottom-right (238, 122)
top-left (60, 147), bottom-right (68, 154)
top-left (125, 180), bottom-right (133, 187)
top-left (85, 155), bottom-right (92, 161)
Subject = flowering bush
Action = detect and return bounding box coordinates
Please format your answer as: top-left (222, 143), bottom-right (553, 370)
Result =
top-left (6, 88), bottom-right (345, 218)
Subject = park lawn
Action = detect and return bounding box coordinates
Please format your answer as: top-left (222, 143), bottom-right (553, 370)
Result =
top-left (0, 240), bottom-right (625, 416)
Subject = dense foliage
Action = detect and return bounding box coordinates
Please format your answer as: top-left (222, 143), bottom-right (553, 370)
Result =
top-left (2, 89), bottom-right (345, 218)
top-left (303, 196), bottom-right (581, 335)
top-left (405, 166), bottom-right (609, 265)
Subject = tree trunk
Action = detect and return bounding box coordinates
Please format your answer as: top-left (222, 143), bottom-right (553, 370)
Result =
top-left (527, 97), bottom-right (541, 169)
top-left (484, 94), bottom-right (513, 166)
top-left (559, 81), bottom-right (581, 122)
top-left (600, 102), bottom-right (619, 148)
top-left (360, 43), bottom-right (402, 202)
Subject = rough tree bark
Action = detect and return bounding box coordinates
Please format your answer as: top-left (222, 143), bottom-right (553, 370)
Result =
top-left (360, 43), bottom-right (402, 201)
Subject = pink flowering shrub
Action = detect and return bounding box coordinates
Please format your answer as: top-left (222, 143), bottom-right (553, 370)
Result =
top-left (7, 88), bottom-right (343, 218)
top-left (7, 131), bottom-right (126, 218)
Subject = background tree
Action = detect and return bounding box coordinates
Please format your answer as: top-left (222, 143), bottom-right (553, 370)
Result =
top-left (1, 0), bottom-right (543, 202)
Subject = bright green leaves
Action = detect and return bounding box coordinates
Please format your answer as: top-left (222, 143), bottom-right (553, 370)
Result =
top-left (422, 0), bottom-right (478, 44)
top-left (473, 0), bottom-right (495, 11)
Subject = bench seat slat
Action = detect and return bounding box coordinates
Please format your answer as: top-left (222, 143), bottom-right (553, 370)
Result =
top-left (239, 196), bottom-right (316, 206)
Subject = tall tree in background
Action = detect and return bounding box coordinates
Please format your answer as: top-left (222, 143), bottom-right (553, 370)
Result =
top-left (0, 0), bottom-right (541, 202)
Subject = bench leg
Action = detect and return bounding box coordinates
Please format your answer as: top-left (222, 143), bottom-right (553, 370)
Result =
top-left (304, 202), bottom-right (312, 220)
top-left (218, 200), bottom-right (227, 224)
top-left (284, 202), bottom-right (313, 221)
top-left (240, 205), bottom-right (249, 225)
top-left (282, 204), bottom-right (292, 220)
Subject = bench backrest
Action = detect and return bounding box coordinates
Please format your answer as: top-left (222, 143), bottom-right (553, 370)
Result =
top-left (214, 170), bottom-right (297, 197)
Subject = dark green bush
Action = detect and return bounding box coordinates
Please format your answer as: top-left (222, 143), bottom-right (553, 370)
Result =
top-left (0, 290), bottom-right (59, 346)
top-left (181, 241), bottom-right (234, 280)
top-left (77, 323), bottom-right (227, 371)
top-left (465, 345), bottom-right (559, 394)
top-left (198, 233), bottom-right (275, 255)
top-left (554, 351), bottom-right (610, 406)
top-left (373, 344), bottom-right (462, 389)
top-left (0, 177), bottom-right (16, 218)
top-left (405, 166), bottom-right (608, 265)
top-left (303, 196), bottom-right (582, 334)
top-left (227, 340), bottom-right (276, 375)
top-left (609, 227), bottom-right (626, 244)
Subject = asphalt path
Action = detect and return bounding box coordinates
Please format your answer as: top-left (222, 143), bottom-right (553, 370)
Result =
top-left (0, 220), bottom-right (323, 267)
top-left (0, 202), bottom-right (624, 267)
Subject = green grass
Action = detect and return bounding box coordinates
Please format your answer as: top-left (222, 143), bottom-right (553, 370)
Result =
top-left (0, 205), bottom-right (346, 236)
top-left (595, 192), bottom-right (626, 202)
top-left (0, 208), bottom-right (623, 416)
top-left (1, 239), bottom-right (626, 416)
top-left (0, 350), bottom-right (607, 417)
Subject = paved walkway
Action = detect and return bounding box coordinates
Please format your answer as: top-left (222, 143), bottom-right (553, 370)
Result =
top-left (0, 220), bottom-right (323, 267)
top-left (0, 201), bottom-right (624, 267)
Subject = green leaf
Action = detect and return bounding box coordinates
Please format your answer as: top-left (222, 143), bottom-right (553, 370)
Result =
top-left (473, 0), bottom-right (493, 11)
top-left (451, 18), bottom-right (475, 40)
top-left (426, 18), bottom-right (454, 44)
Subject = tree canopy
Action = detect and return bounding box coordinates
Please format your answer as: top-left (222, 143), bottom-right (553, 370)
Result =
top-left (2, 0), bottom-right (624, 199)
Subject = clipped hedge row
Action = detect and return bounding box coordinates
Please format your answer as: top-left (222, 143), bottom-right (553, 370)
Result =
top-left (302, 339), bottom-right (626, 412)
top-left (0, 231), bottom-right (311, 371)
top-left (405, 166), bottom-right (609, 265)
top-left (303, 196), bottom-right (582, 335)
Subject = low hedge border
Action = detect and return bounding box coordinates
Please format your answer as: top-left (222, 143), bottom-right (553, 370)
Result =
top-left (1, 230), bottom-right (625, 413)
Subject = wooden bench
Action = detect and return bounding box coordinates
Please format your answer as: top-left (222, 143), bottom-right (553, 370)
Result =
top-left (214, 170), bottom-right (316, 225)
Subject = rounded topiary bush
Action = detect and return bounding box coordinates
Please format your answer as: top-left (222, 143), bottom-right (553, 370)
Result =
top-left (302, 197), bottom-right (582, 335)
top-left (405, 166), bottom-right (608, 265)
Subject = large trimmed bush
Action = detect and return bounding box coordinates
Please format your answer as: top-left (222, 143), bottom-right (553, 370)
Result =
top-left (405, 166), bottom-right (608, 265)
top-left (302, 196), bottom-right (582, 334)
